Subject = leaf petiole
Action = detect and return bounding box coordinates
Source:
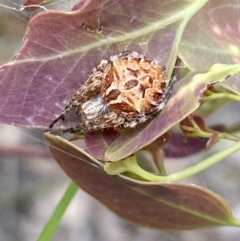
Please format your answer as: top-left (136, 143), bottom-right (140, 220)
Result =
top-left (105, 142), bottom-right (240, 182)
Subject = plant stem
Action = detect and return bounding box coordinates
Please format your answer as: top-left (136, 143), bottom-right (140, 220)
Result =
top-left (201, 92), bottom-right (240, 103)
top-left (167, 141), bottom-right (240, 181)
top-left (117, 142), bottom-right (240, 182)
top-left (37, 182), bottom-right (78, 241)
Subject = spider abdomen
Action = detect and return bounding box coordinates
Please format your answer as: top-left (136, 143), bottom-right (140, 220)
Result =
top-left (101, 51), bottom-right (166, 118)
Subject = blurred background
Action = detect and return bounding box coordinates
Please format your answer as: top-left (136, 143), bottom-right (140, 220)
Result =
top-left (1, 1), bottom-right (240, 241)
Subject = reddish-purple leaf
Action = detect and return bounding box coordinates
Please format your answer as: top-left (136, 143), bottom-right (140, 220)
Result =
top-left (180, 0), bottom-right (240, 70)
top-left (164, 133), bottom-right (208, 158)
top-left (164, 123), bottom-right (227, 158)
top-left (84, 129), bottom-right (119, 160)
top-left (23, 0), bottom-right (51, 11)
top-left (179, 0), bottom-right (240, 91)
top-left (0, 0), bottom-right (196, 128)
top-left (45, 132), bottom-right (238, 230)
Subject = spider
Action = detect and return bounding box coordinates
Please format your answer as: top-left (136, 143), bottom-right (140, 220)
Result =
top-left (49, 50), bottom-right (174, 133)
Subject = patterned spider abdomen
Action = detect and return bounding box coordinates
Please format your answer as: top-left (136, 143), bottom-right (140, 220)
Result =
top-left (49, 50), bottom-right (174, 133)
top-left (101, 51), bottom-right (167, 118)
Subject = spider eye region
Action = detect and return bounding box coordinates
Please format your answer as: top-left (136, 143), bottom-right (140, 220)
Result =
top-left (101, 52), bottom-right (167, 117)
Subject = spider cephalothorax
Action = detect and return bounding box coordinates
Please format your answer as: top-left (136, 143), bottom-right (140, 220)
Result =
top-left (49, 50), bottom-right (174, 133)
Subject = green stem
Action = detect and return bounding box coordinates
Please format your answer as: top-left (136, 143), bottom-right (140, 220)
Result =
top-left (152, 150), bottom-right (167, 176)
top-left (37, 182), bottom-right (78, 241)
top-left (182, 116), bottom-right (240, 142)
top-left (167, 141), bottom-right (240, 181)
top-left (201, 92), bottom-right (240, 103)
top-left (111, 142), bottom-right (240, 182)
top-left (185, 129), bottom-right (240, 142)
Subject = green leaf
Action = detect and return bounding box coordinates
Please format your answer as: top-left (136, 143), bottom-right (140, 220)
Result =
top-left (37, 182), bottom-right (78, 241)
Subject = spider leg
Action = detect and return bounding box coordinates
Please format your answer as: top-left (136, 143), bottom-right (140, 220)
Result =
top-left (49, 72), bottom-right (102, 129)
top-left (49, 109), bottom-right (68, 129)
top-left (155, 75), bottom-right (175, 112)
top-left (121, 115), bottom-right (151, 129)
top-left (63, 111), bottom-right (125, 134)
top-left (73, 71), bottom-right (103, 104)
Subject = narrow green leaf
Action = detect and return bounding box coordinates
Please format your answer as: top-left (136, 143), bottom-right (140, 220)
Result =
top-left (37, 182), bottom-right (78, 241)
